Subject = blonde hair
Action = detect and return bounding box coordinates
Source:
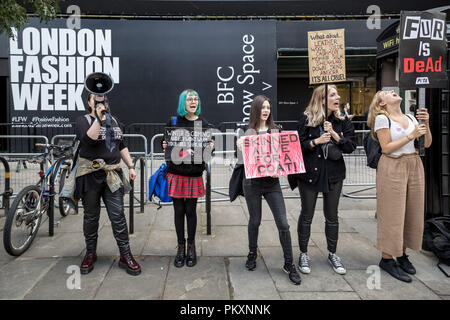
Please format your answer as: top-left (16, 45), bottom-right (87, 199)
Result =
top-left (304, 84), bottom-right (345, 126)
top-left (367, 91), bottom-right (390, 140)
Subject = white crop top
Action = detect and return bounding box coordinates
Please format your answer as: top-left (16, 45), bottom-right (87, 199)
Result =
top-left (374, 114), bottom-right (418, 156)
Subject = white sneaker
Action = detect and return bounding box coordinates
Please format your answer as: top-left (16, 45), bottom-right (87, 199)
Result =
top-left (298, 253), bottom-right (311, 274)
top-left (328, 253), bottom-right (346, 275)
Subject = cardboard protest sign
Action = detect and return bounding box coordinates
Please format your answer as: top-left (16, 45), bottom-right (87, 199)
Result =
top-left (242, 131), bottom-right (305, 179)
top-left (399, 11), bottom-right (448, 88)
top-left (308, 28), bottom-right (346, 84)
top-left (165, 127), bottom-right (212, 163)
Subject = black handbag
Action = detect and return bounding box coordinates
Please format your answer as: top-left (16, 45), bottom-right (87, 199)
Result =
top-left (322, 142), bottom-right (343, 161)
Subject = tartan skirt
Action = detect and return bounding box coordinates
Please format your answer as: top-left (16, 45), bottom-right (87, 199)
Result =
top-left (167, 173), bottom-right (205, 198)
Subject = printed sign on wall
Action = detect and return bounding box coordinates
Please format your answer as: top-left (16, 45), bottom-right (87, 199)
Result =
top-left (242, 131), bottom-right (305, 179)
top-left (308, 28), bottom-right (346, 84)
top-left (399, 11), bottom-right (448, 88)
top-left (7, 19), bottom-right (277, 129)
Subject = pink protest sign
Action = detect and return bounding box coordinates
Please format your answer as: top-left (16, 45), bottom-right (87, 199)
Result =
top-left (242, 131), bottom-right (305, 179)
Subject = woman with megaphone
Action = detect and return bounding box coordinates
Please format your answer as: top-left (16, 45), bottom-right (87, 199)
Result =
top-left (74, 73), bottom-right (141, 276)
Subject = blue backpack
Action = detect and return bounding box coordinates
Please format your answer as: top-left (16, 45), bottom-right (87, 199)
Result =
top-left (148, 163), bottom-right (172, 208)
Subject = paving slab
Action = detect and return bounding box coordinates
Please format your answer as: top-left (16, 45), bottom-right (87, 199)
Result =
top-left (24, 256), bottom-right (114, 300)
top-left (341, 218), bottom-right (377, 244)
top-left (20, 231), bottom-right (85, 258)
top-left (406, 250), bottom-right (450, 296)
top-left (344, 270), bottom-right (441, 300)
top-left (228, 257), bottom-right (281, 300)
top-left (258, 219), bottom-right (305, 248)
top-left (0, 257), bottom-right (58, 299)
top-left (163, 257), bottom-right (229, 300)
top-left (210, 205), bottom-right (248, 226)
top-left (310, 232), bottom-right (380, 270)
top-left (280, 292), bottom-right (361, 300)
top-left (91, 228), bottom-right (148, 257)
top-left (152, 208), bottom-right (176, 231)
top-left (259, 246), bottom-right (354, 293)
top-left (201, 226), bottom-right (248, 257)
top-left (142, 230), bottom-right (201, 257)
top-left (95, 256), bottom-right (169, 300)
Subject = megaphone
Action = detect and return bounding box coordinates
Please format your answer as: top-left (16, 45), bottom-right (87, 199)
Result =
top-left (84, 72), bottom-right (114, 95)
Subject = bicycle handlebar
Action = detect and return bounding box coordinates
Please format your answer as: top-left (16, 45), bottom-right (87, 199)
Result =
top-left (35, 143), bottom-right (72, 150)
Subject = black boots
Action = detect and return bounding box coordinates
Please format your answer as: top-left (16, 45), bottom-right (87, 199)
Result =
top-left (283, 263), bottom-right (302, 285)
top-left (175, 241), bottom-right (197, 268)
top-left (379, 258), bottom-right (412, 283)
top-left (186, 243), bottom-right (197, 267)
top-left (397, 254), bottom-right (416, 275)
top-left (174, 242), bottom-right (186, 268)
top-left (245, 252), bottom-right (257, 271)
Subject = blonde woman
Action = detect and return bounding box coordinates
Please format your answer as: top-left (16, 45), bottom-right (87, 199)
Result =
top-left (288, 84), bottom-right (356, 275)
top-left (367, 90), bottom-right (431, 283)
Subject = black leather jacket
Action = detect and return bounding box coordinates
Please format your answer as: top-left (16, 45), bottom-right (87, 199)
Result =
top-left (288, 113), bottom-right (356, 190)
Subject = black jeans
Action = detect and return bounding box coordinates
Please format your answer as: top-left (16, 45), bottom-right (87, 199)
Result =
top-left (243, 177), bottom-right (294, 265)
top-left (297, 179), bottom-right (343, 254)
top-left (81, 182), bottom-right (130, 255)
top-left (172, 198), bottom-right (198, 245)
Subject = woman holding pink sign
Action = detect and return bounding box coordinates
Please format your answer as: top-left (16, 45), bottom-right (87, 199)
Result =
top-left (288, 84), bottom-right (356, 276)
top-left (237, 95), bottom-right (302, 285)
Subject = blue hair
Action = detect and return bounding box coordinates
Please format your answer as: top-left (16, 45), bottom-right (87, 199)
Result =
top-left (177, 89), bottom-right (201, 117)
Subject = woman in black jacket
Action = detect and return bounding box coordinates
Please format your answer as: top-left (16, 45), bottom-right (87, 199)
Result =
top-left (163, 89), bottom-right (214, 268)
top-left (288, 84), bottom-right (356, 275)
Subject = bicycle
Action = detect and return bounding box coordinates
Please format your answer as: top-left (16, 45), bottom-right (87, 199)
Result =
top-left (3, 143), bottom-right (75, 256)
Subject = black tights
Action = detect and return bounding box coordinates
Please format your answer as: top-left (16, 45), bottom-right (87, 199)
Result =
top-left (173, 198), bottom-right (198, 245)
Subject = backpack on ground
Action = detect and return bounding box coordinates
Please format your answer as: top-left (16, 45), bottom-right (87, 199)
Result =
top-left (423, 216), bottom-right (450, 277)
top-left (148, 163), bottom-right (172, 209)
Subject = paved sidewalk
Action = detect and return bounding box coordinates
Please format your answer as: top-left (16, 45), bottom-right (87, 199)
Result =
top-left (1, 193), bottom-right (449, 300)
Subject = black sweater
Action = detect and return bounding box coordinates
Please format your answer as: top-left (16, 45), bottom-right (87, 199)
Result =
top-left (74, 114), bottom-right (127, 199)
top-left (288, 113), bottom-right (356, 190)
top-left (165, 115), bottom-right (214, 177)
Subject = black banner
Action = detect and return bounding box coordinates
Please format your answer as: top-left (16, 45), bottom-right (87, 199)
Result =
top-left (399, 11), bottom-right (448, 89)
top-left (7, 19), bottom-right (277, 129)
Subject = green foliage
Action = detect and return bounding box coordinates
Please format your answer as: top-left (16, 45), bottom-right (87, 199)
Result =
top-left (0, 0), bottom-right (60, 38)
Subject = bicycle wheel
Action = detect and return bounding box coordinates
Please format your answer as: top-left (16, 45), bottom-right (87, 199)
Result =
top-left (57, 168), bottom-right (72, 217)
top-left (3, 185), bottom-right (44, 256)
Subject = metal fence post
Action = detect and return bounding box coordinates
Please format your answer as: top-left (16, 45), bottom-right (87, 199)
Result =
top-left (48, 166), bottom-right (55, 237)
top-left (140, 157), bottom-right (145, 213)
top-left (206, 161), bottom-right (211, 235)
top-left (0, 157), bottom-right (12, 213)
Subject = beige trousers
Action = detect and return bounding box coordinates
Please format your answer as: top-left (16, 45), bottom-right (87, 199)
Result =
top-left (376, 153), bottom-right (425, 257)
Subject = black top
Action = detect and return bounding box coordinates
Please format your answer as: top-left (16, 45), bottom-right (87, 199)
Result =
top-left (288, 113), bottom-right (356, 193)
top-left (165, 115), bottom-right (214, 177)
top-left (74, 114), bottom-right (127, 199)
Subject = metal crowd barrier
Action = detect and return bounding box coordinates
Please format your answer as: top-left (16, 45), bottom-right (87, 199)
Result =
top-left (0, 157), bottom-right (12, 217)
top-left (148, 128), bottom-right (377, 205)
top-left (0, 135), bottom-right (50, 197)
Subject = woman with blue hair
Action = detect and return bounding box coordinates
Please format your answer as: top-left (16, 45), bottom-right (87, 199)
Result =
top-left (162, 89), bottom-right (214, 268)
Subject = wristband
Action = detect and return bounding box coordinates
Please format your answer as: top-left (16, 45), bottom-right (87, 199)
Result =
top-left (311, 139), bottom-right (316, 147)
top-left (128, 165), bottom-right (135, 170)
